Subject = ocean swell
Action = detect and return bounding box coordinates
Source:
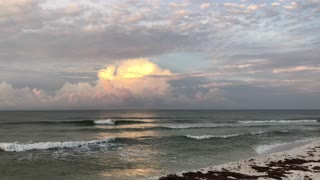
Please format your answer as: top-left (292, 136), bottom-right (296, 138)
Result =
top-left (254, 138), bottom-right (315, 154)
top-left (94, 119), bottom-right (115, 125)
top-left (238, 119), bottom-right (318, 124)
top-left (0, 119), bottom-right (150, 126)
top-left (185, 130), bottom-right (289, 140)
top-left (0, 138), bottom-right (115, 152)
top-left (185, 134), bottom-right (243, 139)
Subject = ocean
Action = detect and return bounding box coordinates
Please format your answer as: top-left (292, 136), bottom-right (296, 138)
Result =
top-left (0, 110), bottom-right (319, 179)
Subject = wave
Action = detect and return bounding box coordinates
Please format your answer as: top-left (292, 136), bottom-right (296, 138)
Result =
top-left (161, 123), bottom-right (273, 129)
top-left (0, 120), bottom-right (95, 126)
top-left (238, 119), bottom-right (318, 124)
top-left (185, 134), bottom-right (243, 139)
top-left (254, 138), bottom-right (315, 154)
top-left (95, 119), bottom-right (149, 125)
top-left (0, 138), bottom-right (115, 152)
top-left (69, 124), bottom-right (290, 133)
top-left (0, 119), bottom-right (149, 126)
top-left (94, 119), bottom-right (115, 125)
top-left (163, 123), bottom-right (236, 129)
top-left (184, 130), bottom-right (290, 140)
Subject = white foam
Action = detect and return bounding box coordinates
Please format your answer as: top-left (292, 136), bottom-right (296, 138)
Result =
top-left (163, 121), bottom-right (318, 129)
top-left (184, 130), bottom-right (289, 140)
top-left (249, 130), bottom-right (267, 135)
top-left (164, 123), bottom-right (224, 129)
top-left (186, 134), bottom-right (243, 139)
top-left (94, 119), bottom-right (115, 125)
top-left (254, 138), bottom-right (314, 154)
top-left (0, 138), bottom-right (114, 152)
top-left (238, 119), bottom-right (318, 124)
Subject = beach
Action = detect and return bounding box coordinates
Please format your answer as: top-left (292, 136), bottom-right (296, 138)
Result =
top-left (158, 139), bottom-right (320, 180)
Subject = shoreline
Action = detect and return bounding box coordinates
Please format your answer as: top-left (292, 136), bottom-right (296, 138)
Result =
top-left (157, 139), bottom-right (320, 180)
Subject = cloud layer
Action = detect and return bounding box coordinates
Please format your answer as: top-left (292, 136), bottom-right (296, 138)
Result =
top-left (0, 0), bottom-right (320, 109)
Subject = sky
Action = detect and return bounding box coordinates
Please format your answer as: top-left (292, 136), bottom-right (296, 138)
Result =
top-left (0, 0), bottom-right (320, 110)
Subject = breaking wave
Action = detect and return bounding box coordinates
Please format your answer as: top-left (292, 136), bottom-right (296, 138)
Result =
top-left (93, 119), bottom-right (150, 125)
top-left (185, 130), bottom-right (289, 140)
top-left (163, 123), bottom-right (230, 129)
top-left (254, 138), bottom-right (315, 154)
top-left (186, 134), bottom-right (243, 139)
top-left (238, 119), bottom-right (318, 124)
top-left (0, 119), bottom-right (148, 126)
top-left (162, 123), bottom-right (273, 129)
top-left (0, 138), bottom-right (115, 152)
top-left (94, 119), bottom-right (115, 125)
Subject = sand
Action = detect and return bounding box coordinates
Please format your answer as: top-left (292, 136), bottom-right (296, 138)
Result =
top-left (157, 139), bottom-right (320, 180)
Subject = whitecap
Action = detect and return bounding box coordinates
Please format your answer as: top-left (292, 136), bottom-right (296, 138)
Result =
top-left (254, 138), bottom-right (314, 154)
top-left (164, 123), bottom-right (224, 129)
top-left (185, 134), bottom-right (243, 139)
top-left (249, 130), bottom-right (267, 135)
top-left (0, 138), bottom-right (114, 152)
top-left (184, 130), bottom-right (289, 140)
top-left (238, 119), bottom-right (318, 124)
top-left (94, 119), bottom-right (115, 125)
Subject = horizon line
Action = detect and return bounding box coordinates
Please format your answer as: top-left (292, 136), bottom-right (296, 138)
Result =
top-left (0, 109), bottom-right (320, 111)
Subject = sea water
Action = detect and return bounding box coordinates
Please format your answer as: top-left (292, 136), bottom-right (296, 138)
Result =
top-left (0, 110), bottom-right (319, 179)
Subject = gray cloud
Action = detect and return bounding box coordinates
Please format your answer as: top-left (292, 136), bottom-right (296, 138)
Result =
top-left (0, 0), bottom-right (320, 109)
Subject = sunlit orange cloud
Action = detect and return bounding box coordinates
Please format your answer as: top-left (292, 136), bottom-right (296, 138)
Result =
top-left (98, 58), bottom-right (171, 80)
top-left (39, 58), bottom-right (174, 106)
top-left (3, 59), bottom-right (223, 109)
top-left (96, 58), bottom-right (173, 96)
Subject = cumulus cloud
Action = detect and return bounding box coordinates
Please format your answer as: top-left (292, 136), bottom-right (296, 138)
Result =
top-left (97, 58), bottom-right (172, 96)
top-left (0, 59), bottom-right (229, 109)
top-left (58, 59), bottom-right (175, 104)
top-left (0, 81), bottom-right (47, 108)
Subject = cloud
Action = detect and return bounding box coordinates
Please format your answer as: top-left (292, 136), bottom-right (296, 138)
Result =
top-left (271, 2), bottom-right (280, 6)
top-left (0, 0), bottom-right (35, 17)
top-left (1, 0), bottom-right (319, 63)
top-left (82, 24), bottom-right (103, 32)
top-left (224, 3), bottom-right (245, 8)
top-left (97, 58), bottom-right (172, 96)
top-left (0, 59), bottom-right (176, 109)
top-left (283, 2), bottom-right (298, 10)
top-left (246, 3), bottom-right (266, 11)
top-left (0, 81), bottom-right (47, 108)
top-left (0, 58), bottom-right (244, 109)
top-left (200, 3), bottom-right (210, 9)
top-left (1, 59), bottom-right (320, 109)
top-left (1, 0), bottom-right (320, 109)
top-left (272, 66), bottom-right (320, 73)
top-left (195, 88), bottom-right (225, 102)
top-left (54, 58), bottom-right (175, 106)
top-left (169, 2), bottom-right (189, 9)
top-left (64, 3), bottom-right (82, 15)
top-left (124, 12), bottom-right (146, 23)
